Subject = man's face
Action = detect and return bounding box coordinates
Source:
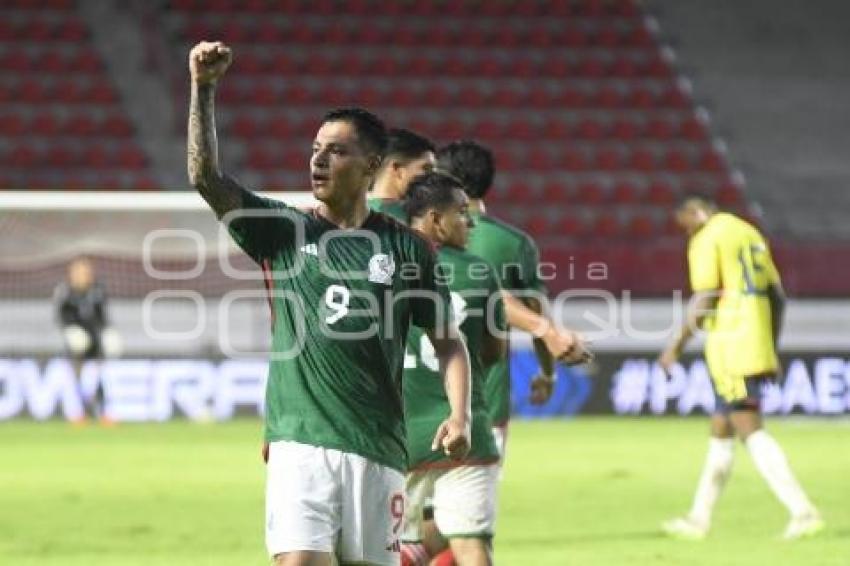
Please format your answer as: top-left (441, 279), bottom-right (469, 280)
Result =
top-left (394, 151), bottom-right (436, 195)
top-left (310, 120), bottom-right (377, 206)
top-left (674, 202), bottom-right (709, 236)
top-left (69, 259), bottom-right (94, 290)
top-left (435, 189), bottom-right (474, 248)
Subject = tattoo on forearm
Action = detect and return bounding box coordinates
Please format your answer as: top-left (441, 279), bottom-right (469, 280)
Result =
top-left (187, 82), bottom-right (244, 217)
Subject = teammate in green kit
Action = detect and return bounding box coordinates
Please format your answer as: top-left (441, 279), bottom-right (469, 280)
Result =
top-left (437, 140), bottom-right (591, 463)
top-left (399, 172), bottom-right (504, 566)
top-left (187, 41), bottom-right (472, 566)
top-left (369, 128), bottom-right (437, 221)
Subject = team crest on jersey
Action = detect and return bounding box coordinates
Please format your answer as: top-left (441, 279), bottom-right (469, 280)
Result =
top-left (368, 253), bottom-right (395, 284)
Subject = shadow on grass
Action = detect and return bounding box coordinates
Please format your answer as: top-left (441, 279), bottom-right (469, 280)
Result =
top-left (501, 530), bottom-right (664, 546)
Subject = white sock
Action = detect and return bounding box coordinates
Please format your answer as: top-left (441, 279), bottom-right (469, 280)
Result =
top-left (688, 437), bottom-right (735, 526)
top-left (746, 430), bottom-right (815, 518)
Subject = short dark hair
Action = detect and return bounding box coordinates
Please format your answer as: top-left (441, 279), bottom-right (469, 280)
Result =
top-left (385, 128), bottom-right (435, 161)
top-left (436, 140), bottom-right (495, 199)
top-left (321, 107), bottom-right (388, 157)
top-left (676, 192), bottom-right (717, 211)
top-left (402, 172), bottom-right (466, 222)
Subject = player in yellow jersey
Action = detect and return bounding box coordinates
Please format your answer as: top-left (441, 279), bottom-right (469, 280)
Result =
top-left (659, 195), bottom-right (823, 540)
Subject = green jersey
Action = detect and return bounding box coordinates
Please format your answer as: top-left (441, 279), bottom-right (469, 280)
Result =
top-left (227, 191), bottom-right (452, 472)
top-left (367, 197), bottom-right (406, 222)
top-left (466, 211), bottom-right (546, 425)
top-left (403, 245), bottom-right (505, 469)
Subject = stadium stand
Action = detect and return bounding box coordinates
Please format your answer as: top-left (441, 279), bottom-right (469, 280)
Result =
top-left (153, 0), bottom-right (745, 294)
top-left (0, 0), bottom-right (157, 190)
top-left (1, 0), bottom-right (847, 296)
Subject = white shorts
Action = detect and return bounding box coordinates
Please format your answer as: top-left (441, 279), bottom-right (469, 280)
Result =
top-left (265, 440), bottom-right (405, 565)
top-left (402, 465), bottom-right (499, 541)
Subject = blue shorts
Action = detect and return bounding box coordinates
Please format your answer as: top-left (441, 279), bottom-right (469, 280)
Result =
top-left (712, 376), bottom-right (771, 414)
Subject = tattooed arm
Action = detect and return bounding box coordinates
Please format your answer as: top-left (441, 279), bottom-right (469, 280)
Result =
top-left (187, 41), bottom-right (246, 218)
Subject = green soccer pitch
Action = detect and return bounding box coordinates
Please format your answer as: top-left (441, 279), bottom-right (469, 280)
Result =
top-left (0, 417), bottom-right (847, 565)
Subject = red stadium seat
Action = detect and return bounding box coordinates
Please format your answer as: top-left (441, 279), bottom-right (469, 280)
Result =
top-left (699, 147), bottom-right (726, 172)
top-left (65, 114), bottom-right (97, 137)
top-left (561, 27), bottom-right (588, 47)
top-left (627, 214), bottom-right (657, 238)
top-left (627, 86), bottom-right (656, 109)
top-left (716, 181), bottom-right (743, 206)
top-left (597, 28), bottom-right (621, 48)
top-left (593, 148), bottom-right (623, 171)
top-left (660, 85), bottom-right (691, 108)
top-left (230, 116), bottom-right (259, 138)
top-left (37, 51), bottom-right (65, 73)
top-left (0, 114), bottom-right (27, 136)
top-left (503, 182), bottom-right (533, 201)
top-left (56, 19), bottom-right (88, 42)
top-left (646, 118), bottom-right (675, 140)
top-left (611, 118), bottom-right (639, 141)
top-left (422, 85), bottom-right (453, 107)
top-left (625, 25), bottom-right (654, 47)
top-left (87, 81), bottom-right (119, 104)
top-left (644, 54), bottom-right (673, 78)
top-left (629, 148), bottom-right (656, 172)
top-left (577, 182), bottom-right (606, 205)
top-left (81, 146), bottom-right (109, 168)
top-left (556, 87), bottom-right (587, 108)
top-left (246, 147), bottom-right (276, 170)
top-left (663, 148), bottom-right (691, 172)
top-left (472, 119), bottom-right (503, 141)
top-left (611, 182), bottom-right (639, 204)
top-left (647, 181), bottom-right (676, 206)
top-left (576, 57), bottom-right (606, 78)
top-left (610, 56), bottom-right (639, 78)
top-left (99, 114), bottom-right (134, 138)
top-left (542, 182), bottom-right (570, 203)
top-left (593, 86), bottom-right (624, 109)
top-left (542, 118), bottom-right (569, 140)
top-left (502, 58), bottom-right (532, 78)
top-left (592, 213), bottom-right (621, 238)
top-left (555, 214), bottom-right (587, 237)
top-left (559, 148), bottom-right (588, 171)
top-left (31, 113), bottom-right (60, 136)
top-left (115, 146), bottom-right (147, 170)
top-left (8, 144), bottom-right (39, 168)
top-left (46, 146), bottom-right (75, 168)
top-left (16, 79), bottom-right (49, 103)
top-left (526, 148), bottom-right (553, 170)
top-left (456, 86), bottom-right (487, 107)
top-left (680, 114), bottom-right (709, 140)
top-left (527, 88), bottom-right (553, 108)
top-left (406, 56), bottom-right (435, 77)
top-left (526, 214), bottom-right (552, 238)
top-left (505, 119), bottom-right (534, 140)
top-left (268, 116), bottom-right (294, 139)
top-left (575, 118), bottom-right (606, 140)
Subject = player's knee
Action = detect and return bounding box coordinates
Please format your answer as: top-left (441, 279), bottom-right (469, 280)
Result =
top-left (730, 411), bottom-right (762, 441)
top-left (447, 537), bottom-right (491, 566)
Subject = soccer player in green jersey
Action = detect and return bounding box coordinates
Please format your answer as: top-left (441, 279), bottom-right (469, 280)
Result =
top-left (437, 140), bottom-right (591, 462)
top-left (187, 41), bottom-right (473, 566)
top-left (369, 128), bottom-right (437, 222)
top-left (399, 172), bottom-right (505, 566)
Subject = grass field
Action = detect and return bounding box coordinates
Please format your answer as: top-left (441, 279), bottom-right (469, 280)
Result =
top-left (0, 417), bottom-right (847, 565)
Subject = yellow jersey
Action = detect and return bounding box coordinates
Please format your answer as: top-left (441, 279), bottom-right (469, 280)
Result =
top-left (687, 213), bottom-right (781, 399)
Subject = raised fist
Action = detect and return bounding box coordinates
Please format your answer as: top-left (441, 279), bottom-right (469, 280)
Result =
top-left (189, 41), bottom-right (233, 85)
